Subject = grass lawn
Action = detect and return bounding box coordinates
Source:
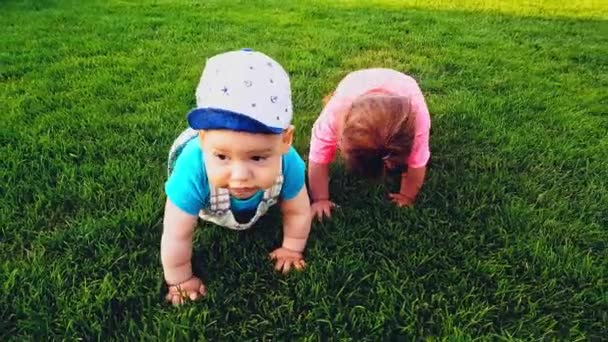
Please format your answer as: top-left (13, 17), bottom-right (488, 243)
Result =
top-left (1, 0), bottom-right (606, 339)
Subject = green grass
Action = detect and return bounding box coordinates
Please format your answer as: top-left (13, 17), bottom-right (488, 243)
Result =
top-left (1, 0), bottom-right (607, 339)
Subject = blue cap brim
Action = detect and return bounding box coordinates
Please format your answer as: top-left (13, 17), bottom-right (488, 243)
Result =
top-left (187, 108), bottom-right (283, 134)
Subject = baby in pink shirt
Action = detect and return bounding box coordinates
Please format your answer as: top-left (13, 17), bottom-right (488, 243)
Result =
top-left (308, 68), bottom-right (431, 220)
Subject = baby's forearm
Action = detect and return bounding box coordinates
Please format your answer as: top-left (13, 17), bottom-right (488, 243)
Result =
top-left (161, 234), bottom-right (193, 284)
top-left (281, 188), bottom-right (312, 252)
top-left (282, 213), bottom-right (311, 252)
top-left (399, 166), bottom-right (427, 201)
top-left (308, 161), bottom-right (330, 201)
top-left (161, 200), bottom-right (198, 285)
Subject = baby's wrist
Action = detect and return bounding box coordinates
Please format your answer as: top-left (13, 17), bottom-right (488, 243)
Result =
top-left (311, 197), bottom-right (329, 202)
top-left (164, 265), bottom-right (193, 286)
top-left (282, 237), bottom-right (307, 253)
top-left (399, 193), bottom-right (416, 202)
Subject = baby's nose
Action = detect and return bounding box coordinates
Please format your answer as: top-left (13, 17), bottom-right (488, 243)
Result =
top-left (230, 163), bottom-right (250, 180)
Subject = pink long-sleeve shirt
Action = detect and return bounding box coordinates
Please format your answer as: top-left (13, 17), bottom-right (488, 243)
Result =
top-left (309, 68), bottom-right (431, 168)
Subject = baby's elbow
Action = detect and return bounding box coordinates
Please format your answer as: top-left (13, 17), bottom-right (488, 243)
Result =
top-left (282, 198), bottom-right (311, 220)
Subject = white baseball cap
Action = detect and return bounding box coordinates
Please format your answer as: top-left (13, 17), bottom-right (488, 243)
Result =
top-left (187, 49), bottom-right (292, 134)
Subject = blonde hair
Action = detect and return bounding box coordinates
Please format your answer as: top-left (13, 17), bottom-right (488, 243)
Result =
top-left (340, 95), bottom-right (416, 179)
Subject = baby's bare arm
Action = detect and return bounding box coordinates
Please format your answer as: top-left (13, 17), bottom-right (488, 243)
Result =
top-left (280, 187), bottom-right (312, 252)
top-left (400, 166), bottom-right (427, 201)
top-left (270, 188), bottom-right (312, 273)
top-left (308, 161), bottom-right (331, 201)
top-left (161, 199), bottom-right (198, 285)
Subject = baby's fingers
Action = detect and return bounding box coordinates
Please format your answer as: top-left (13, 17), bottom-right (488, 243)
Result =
top-left (282, 260), bottom-right (292, 274)
top-left (388, 194), bottom-right (404, 205)
top-left (282, 258), bottom-right (307, 273)
top-left (166, 286), bottom-right (181, 301)
top-left (312, 207), bottom-right (325, 222)
top-left (395, 201), bottom-right (407, 208)
top-left (314, 210), bottom-right (324, 222)
top-left (323, 206), bottom-right (332, 219)
top-left (294, 259), bottom-right (307, 270)
top-left (166, 286), bottom-right (197, 306)
top-left (170, 293), bottom-right (184, 306)
top-left (274, 258), bottom-right (286, 272)
top-left (313, 205), bottom-right (331, 222)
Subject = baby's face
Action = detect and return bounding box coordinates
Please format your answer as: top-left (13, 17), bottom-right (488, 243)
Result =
top-left (199, 129), bottom-right (292, 199)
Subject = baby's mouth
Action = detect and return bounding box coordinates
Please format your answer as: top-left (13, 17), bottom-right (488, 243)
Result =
top-left (229, 187), bottom-right (257, 198)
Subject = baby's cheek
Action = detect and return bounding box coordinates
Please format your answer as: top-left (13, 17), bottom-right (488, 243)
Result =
top-left (206, 165), bottom-right (227, 188)
top-left (257, 164), bottom-right (280, 188)
top-left (207, 175), bottom-right (224, 188)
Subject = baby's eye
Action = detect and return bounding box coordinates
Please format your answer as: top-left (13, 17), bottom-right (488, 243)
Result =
top-left (214, 153), bottom-right (228, 161)
top-left (251, 156), bottom-right (267, 162)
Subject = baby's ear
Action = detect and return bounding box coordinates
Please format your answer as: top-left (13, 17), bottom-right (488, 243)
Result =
top-left (281, 126), bottom-right (295, 152)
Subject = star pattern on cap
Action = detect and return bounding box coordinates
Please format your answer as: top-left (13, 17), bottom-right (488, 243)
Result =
top-left (194, 50), bottom-right (292, 132)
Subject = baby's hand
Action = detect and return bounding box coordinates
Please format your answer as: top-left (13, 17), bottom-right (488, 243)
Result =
top-left (311, 200), bottom-right (337, 222)
top-left (165, 276), bottom-right (207, 306)
top-left (389, 193), bottom-right (414, 208)
top-left (269, 247), bottom-right (306, 274)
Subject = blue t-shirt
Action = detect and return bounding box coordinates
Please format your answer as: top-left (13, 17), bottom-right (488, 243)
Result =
top-left (165, 138), bottom-right (306, 216)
